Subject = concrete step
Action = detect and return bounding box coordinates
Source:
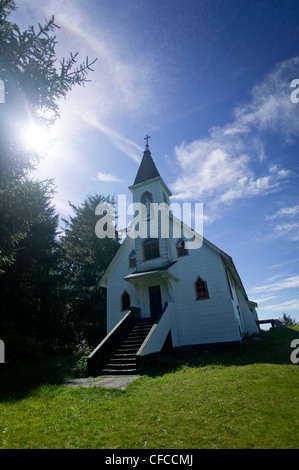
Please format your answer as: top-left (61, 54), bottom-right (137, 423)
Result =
top-left (101, 368), bottom-right (137, 375)
top-left (116, 345), bottom-right (140, 352)
top-left (109, 356), bottom-right (136, 362)
top-left (105, 362), bottom-right (136, 370)
top-left (127, 330), bottom-right (151, 337)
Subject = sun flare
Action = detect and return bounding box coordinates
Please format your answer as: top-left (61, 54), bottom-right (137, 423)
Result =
top-left (23, 123), bottom-right (52, 153)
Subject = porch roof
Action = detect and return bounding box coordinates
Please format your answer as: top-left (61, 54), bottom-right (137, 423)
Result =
top-left (124, 261), bottom-right (178, 283)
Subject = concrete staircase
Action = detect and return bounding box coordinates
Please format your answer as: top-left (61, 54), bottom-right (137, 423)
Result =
top-left (99, 318), bottom-right (154, 375)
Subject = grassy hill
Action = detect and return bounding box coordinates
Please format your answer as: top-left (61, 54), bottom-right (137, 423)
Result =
top-left (0, 326), bottom-right (298, 449)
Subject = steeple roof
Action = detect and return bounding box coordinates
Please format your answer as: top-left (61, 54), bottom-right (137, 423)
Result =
top-left (133, 147), bottom-right (160, 185)
top-left (129, 136), bottom-right (171, 197)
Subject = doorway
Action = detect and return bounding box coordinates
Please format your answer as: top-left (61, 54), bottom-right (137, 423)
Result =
top-left (148, 285), bottom-right (162, 319)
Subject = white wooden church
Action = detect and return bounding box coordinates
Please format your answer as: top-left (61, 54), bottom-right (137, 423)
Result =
top-left (88, 139), bottom-right (260, 374)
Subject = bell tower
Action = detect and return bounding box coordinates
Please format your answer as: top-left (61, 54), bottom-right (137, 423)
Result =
top-left (128, 136), bottom-right (173, 271)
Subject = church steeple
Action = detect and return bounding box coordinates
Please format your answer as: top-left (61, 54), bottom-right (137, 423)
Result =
top-left (133, 135), bottom-right (160, 185)
top-left (128, 136), bottom-right (173, 270)
top-left (129, 136), bottom-right (172, 200)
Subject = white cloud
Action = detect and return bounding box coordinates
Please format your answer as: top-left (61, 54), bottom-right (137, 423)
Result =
top-left (264, 273), bottom-right (288, 283)
top-left (266, 205), bottom-right (299, 220)
top-left (266, 258), bottom-right (299, 270)
top-left (249, 274), bottom-right (299, 295)
top-left (83, 117), bottom-right (142, 164)
top-left (171, 137), bottom-right (289, 205)
top-left (264, 205), bottom-right (299, 241)
top-left (267, 263), bottom-right (286, 269)
top-left (233, 57), bottom-right (299, 140)
top-left (259, 299), bottom-right (299, 312)
top-left (254, 295), bottom-right (278, 304)
top-left (171, 57), bottom-right (299, 215)
top-left (97, 171), bottom-right (124, 183)
top-left (274, 223), bottom-right (299, 233)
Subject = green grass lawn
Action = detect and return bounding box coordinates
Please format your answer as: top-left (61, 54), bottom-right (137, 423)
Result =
top-left (0, 326), bottom-right (299, 449)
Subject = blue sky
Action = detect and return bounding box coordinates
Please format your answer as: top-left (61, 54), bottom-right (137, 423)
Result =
top-left (14, 0), bottom-right (299, 324)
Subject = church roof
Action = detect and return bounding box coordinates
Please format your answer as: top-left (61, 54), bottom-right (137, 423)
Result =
top-left (133, 147), bottom-right (160, 185)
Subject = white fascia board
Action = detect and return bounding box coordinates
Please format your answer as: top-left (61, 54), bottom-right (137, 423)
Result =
top-left (128, 176), bottom-right (172, 197)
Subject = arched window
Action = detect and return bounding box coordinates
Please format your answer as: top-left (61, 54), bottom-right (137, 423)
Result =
top-left (195, 276), bottom-right (209, 300)
top-left (143, 238), bottom-right (160, 260)
top-left (121, 290), bottom-right (130, 311)
top-left (129, 249), bottom-right (136, 268)
top-left (141, 191), bottom-right (153, 220)
top-left (176, 238), bottom-right (188, 257)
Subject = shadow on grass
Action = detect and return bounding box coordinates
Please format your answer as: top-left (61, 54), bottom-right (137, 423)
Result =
top-left (1, 327), bottom-right (298, 400)
top-left (0, 353), bottom-right (79, 402)
top-left (142, 326), bottom-right (299, 378)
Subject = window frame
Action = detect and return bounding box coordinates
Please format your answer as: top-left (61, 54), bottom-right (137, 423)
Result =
top-left (129, 249), bottom-right (136, 268)
top-left (141, 191), bottom-right (153, 221)
top-left (176, 238), bottom-right (189, 257)
top-left (143, 238), bottom-right (160, 260)
top-left (121, 290), bottom-right (131, 311)
top-left (194, 275), bottom-right (209, 300)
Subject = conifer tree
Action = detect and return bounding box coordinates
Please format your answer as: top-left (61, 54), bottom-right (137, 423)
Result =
top-left (0, 1), bottom-right (96, 358)
top-left (0, 0), bottom-right (96, 271)
top-left (59, 195), bottom-right (120, 348)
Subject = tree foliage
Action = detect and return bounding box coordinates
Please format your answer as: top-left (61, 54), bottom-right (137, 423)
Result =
top-left (0, 0), bottom-right (96, 153)
top-left (0, 181), bottom-right (60, 353)
top-left (59, 195), bottom-right (120, 348)
top-left (280, 313), bottom-right (298, 327)
top-left (0, 0), bottom-right (96, 271)
top-left (0, 179), bottom-right (69, 365)
top-left (0, 2), bottom-right (117, 361)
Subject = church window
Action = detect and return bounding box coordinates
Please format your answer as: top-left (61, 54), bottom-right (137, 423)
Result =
top-left (121, 290), bottom-right (130, 311)
top-left (129, 249), bottom-right (136, 268)
top-left (195, 276), bottom-right (209, 300)
top-left (141, 191), bottom-right (153, 220)
top-left (143, 238), bottom-right (160, 260)
top-left (176, 238), bottom-right (188, 257)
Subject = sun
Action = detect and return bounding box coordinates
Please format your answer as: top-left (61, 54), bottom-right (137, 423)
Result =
top-left (22, 123), bottom-right (52, 153)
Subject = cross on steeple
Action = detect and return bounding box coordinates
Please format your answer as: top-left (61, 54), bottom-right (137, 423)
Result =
top-left (144, 134), bottom-right (151, 148)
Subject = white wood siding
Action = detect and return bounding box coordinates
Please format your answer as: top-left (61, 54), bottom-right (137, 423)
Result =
top-left (236, 289), bottom-right (260, 335)
top-left (106, 237), bottom-right (138, 333)
top-left (169, 235), bottom-right (241, 346)
top-left (225, 268), bottom-right (246, 335)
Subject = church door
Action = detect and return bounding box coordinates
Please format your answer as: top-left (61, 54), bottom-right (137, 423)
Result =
top-left (149, 285), bottom-right (162, 319)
